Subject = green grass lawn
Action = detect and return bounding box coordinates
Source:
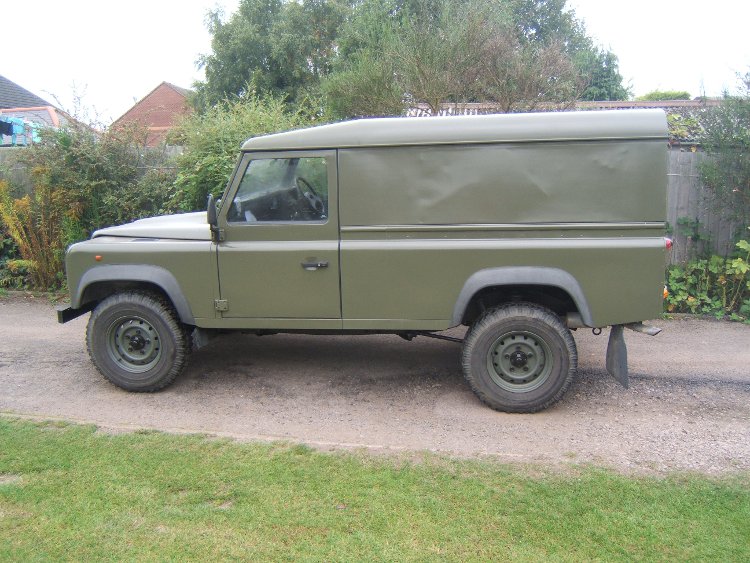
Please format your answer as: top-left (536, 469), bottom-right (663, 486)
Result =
top-left (1, 418), bottom-right (748, 561)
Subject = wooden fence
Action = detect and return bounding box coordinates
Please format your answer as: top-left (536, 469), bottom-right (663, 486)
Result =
top-left (667, 148), bottom-right (740, 263)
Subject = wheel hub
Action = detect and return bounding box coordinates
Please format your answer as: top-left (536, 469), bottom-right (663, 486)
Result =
top-left (509, 350), bottom-right (528, 368)
top-left (107, 317), bottom-right (162, 373)
top-left (486, 330), bottom-right (552, 392)
top-left (129, 334), bottom-right (147, 351)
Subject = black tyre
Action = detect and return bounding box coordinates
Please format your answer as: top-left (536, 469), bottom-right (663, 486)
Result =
top-left (461, 303), bottom-right (577, 413)
top-left (87, 291), bottom-right (190, 392)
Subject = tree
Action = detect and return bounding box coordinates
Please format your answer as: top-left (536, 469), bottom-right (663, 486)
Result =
top-left (195, 0), bottom-right (348, 107)
top-left (509, 0), bottom-right (629, 101)
top-left (323, 0), bottom-right (594, 118)
top-left (576, 48), bottom-right (630, 101)
top-left (699, 71), bottom-right (750, 238)
top-left (321, 51), bottom-right (405, 118)
top-left (195, 0), bottom-right (282, 106)
top-left (389, 1), bottom-right (492, 115)
top-left (478, 34), bottom-right (584, 112)
top-left (198, 0), bottom-right (630, 116)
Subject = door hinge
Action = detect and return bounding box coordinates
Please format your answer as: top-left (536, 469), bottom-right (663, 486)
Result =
top-left (214, 299), bottom-right (229, 312)
top-left (210, 226), bottom-right (225, 243)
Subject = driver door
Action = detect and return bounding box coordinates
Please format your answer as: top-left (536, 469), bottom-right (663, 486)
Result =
top-left (216, 150), bottom-right (341, 328)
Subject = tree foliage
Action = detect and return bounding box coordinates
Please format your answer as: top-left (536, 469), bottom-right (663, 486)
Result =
top-left (196, 0), bottom-right (630, 117)
top-left (477, 33), bottom-right (584, 112)
top-left (388, 1), bottom-right (492, 115)
top-left (324, 0), bottom-right (618, 118)
top-left (195, 0), bottom-right (348, 108)
top-left (699, 71), bottom-right (750, 237)
top-left (576, 48), bottom-right (630, 101)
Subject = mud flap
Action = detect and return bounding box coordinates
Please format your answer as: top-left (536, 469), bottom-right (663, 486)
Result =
top-left (606, 325), bottom-right (628, 388)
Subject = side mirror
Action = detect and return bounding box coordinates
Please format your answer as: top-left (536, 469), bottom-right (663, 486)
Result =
top-left (207, 194), bottom-right (223, 242)
top-left (207, 193), bottom-right (217, 227)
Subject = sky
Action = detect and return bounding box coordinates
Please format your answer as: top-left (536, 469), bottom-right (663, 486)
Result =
top-left (567, 0), bottom-right (750, 99)
top-left (3, 0), bottom-right (749, 124)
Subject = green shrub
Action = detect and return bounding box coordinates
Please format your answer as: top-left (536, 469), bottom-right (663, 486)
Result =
top-left (0, 229), bottom-right (27, 289)
top-left (17, 123), bottom-right (179, 233)
top-left (2, 122), bottom-right (179, 290)
top-left (666, 238), bottom-right (750, 322)
top-left (637, 90), bottom-right (691, 101)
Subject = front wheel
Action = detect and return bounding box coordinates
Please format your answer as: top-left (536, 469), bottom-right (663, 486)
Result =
top-left (461, 304), bottom-right (577, 413)
top-left (87, 291), bottom-right (190, 392)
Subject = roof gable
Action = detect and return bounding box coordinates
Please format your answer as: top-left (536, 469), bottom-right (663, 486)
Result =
top-left (113, 82), bottom-right (192, 127)
top-left (0, 74), bottom-right (53, 109)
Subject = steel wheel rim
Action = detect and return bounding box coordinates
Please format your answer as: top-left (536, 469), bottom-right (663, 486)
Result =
top-left (106, 315), bottom-right (162, 373)
top-left (486, 330), bottom-right (552, 392)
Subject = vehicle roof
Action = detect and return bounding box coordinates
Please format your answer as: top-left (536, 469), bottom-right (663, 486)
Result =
top-left (241, 109), bottom-right (667, 151)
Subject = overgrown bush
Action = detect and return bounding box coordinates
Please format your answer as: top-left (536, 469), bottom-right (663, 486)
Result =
top-left (0, 226), bottom-right (28, 290)
top-left (665, 238), bottom-right (750, 322)
top-left (0, 122), bottom-right (179, 290)
top-left (0, 178), bottom-right (70, 289)
top-left (16, 122), bottom-right (179, 234)
top-left (170, 93), bottom-right (308, 211)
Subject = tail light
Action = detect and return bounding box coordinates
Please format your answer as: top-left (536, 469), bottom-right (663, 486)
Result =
top-left (665, 237), bottom-right (673, 250)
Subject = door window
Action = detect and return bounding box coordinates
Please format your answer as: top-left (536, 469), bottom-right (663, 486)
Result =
top-left (226, 157), bottom-right (328, 223)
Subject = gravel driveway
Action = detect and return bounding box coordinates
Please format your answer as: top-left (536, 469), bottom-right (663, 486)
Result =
top-left (1, 294), bottom-right (749, 474)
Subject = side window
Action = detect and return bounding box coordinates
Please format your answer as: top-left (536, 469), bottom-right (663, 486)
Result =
top-left (227, 157), bottom-right (328, 223)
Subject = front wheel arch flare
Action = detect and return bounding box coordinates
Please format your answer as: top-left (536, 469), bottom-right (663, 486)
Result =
top-left (74, 264), bottom-right (195, 324)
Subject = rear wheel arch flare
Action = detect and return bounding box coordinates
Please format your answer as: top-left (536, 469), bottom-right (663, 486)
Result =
top-left (452, 267), bottom-right (593, 326)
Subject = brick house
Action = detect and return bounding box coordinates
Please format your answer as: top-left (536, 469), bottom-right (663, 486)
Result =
top-left (112, 82), bottom-right (193, 146)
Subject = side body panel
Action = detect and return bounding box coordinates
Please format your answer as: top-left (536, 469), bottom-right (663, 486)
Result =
top-left (338, 139), bottom-right (667, 329)
top-left (339, 234), bottom-right (665, 329)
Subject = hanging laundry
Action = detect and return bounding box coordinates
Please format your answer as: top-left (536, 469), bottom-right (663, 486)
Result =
top-left (10, 117), bottom-right (25, 145)
top-left (29, 121), bottom-right (42, 143)
top-left (0, 119), bottom-right (13, 137)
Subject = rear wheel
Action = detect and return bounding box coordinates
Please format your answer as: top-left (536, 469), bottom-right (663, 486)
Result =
top-left (87, 291), bottom-right (190, 392)
top-left (462, 303), bottom-right (577, 413)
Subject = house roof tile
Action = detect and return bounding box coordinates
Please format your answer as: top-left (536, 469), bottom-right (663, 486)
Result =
top-left (0, 74), bottom-right (54, 109)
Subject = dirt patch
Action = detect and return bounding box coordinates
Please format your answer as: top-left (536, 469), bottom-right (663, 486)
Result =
top-left (0, 474), bottom-right (22, 486)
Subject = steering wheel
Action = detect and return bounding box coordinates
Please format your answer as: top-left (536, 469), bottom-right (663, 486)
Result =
top-left (295, 176), bottom-right (325, 217)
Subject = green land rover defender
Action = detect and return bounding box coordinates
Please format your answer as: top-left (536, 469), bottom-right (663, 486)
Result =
top-left (58, 109), bottom-right (670, 413)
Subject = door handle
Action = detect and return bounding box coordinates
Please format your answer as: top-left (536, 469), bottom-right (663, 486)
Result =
top-left (301, 260), bottom-right (329, 271)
